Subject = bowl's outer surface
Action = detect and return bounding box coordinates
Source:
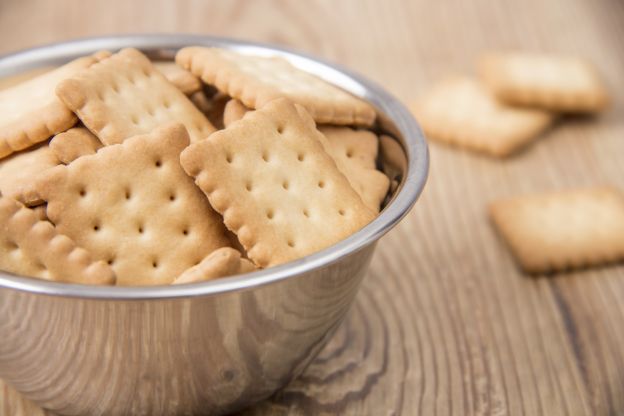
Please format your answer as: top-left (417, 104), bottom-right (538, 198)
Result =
top-left (0, 245), bottom-right (375, 415)
top-left (0, 35), bottom-right (428, 415)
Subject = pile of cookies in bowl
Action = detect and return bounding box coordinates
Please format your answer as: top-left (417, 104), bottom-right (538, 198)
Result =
top-left (0, 46), bottom-right (393, 286)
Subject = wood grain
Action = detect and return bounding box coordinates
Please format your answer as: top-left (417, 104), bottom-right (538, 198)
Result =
top-left (1, 0), bottom-right (623, 414)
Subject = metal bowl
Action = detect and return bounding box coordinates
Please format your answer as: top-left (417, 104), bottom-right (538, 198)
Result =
top-left (0, 34), bottom-right (428, 415)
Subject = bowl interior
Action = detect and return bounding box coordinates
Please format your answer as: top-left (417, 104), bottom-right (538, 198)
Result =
top-left (0, 34), bottom-right (428, 299)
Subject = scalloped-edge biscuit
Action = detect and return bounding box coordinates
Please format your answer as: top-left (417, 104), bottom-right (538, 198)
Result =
top-left (176, 46), bottom-right (376, 127)
top-left (490, 187), bottom-right (624, 273)
top-left (50, 127), bottom-right (103, 164)
top-left (0, 196), bottom-right (115, 284)
top-left (479, 51), bottom-right (610, 113)
top-left (0, 141), bottom-right (60, 206)
top-left (34, 123), bottom-right (231, 286)
top-left (56, 48), bottom-right (216, 145)
top-left (222, 102), bottom-right (389, 211)
top-left (319, 126), bottom-right (389, 213)
top-left (153, 61), bottom-right (202, 95)
top-left (412, 77), bottom-right (554, 157)
top-left (173, 247), bottom-right (256, 284)
top-left (180, 98), bottom-right (375, 268)
top-left (223, 98), bottom-right (250, 127)
top-left (0, 52), bottom-right (108, 159)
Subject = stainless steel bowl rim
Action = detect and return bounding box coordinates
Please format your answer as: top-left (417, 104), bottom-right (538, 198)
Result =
top-left (0, 34), bottom-right (428, 300)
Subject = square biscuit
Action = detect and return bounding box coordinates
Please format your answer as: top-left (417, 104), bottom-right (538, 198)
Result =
top-left (319, 126), bottom-right (390, 213)
top-left (412, 77), bottom-right (554, 157)
top-left (34, 123), bottom-right (231, 286)
top-left (0, 196), bottom-right (115, 284)
top-left (172, 247), bottom-right (255, 284)
top-left (0, 141), bottom-right (60, 205)
top-left (0, 52), bottom-right (107, 159)
top-left (56, 48), bottom-right (216, 145)
top-left (176, 46), bottom-right (376, 126)
top-left (221, 103), bottom-right (389, 211)
top-left (490, 187), bottom-right (624, 273)
top-left (223, 98), bottom-right (249, 128)
top-left (153, 61), bottom-right (202, 95)
top-left (479, 52), bottom-right (609, 113)
top-left (180, 98), bottom-right (375, 268)
top-left (49, 127), bottom-right (103, 164)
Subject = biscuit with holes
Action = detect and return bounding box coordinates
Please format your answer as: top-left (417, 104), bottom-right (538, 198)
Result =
top-left (173, 247), bottom-right (256, 284)
top-left (479, 52), bottom-right (609, 113)
top-left (0, 196), bottom-right (115, 284)
top-left (56, 48), bottom-right (216, 145)
top-left (223, 99), bottom-right (250, 127)
top-left (222, 105), bottom-right (388, 211)
top-left (50, 127), bottom-right (103, 164)
top-left (153, 61), bottom-right (202, 95)
top-left (176, 47), bottom-right (376, 126)
top-left (490, 187), bottom-right (624, 273)
top-left (35, 123), bottom-right (231, 286)
top-left (412, 77), bottom-right (554, 157)
top-left (319, 126), bottom-right (389, 212)
top-left (180, 98), bottom-right (375, 268)
top-left (0, 141), bottom-right (59, 205)
top-left (0, 52), bottom-right (107, 159)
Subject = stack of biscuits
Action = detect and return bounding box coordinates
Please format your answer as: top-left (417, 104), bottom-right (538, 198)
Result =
top-left (413, 51), bottom-right (624, 274)
top-left (0, 47), bottom-right (391, 286)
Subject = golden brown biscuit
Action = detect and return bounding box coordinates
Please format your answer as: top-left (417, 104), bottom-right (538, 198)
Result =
top-left (412, 77), bottom-right (554, 157)
top-left (479, 51), bottom-right (609, 113)
top-left (223, 98), bottom-right (250, 127)
top-left (176, 47), bottom-right (376, 126)
top-left (319, 126), bottom-right (389, 212)
top-left (35, 123), bottom-right (231, 285)
top-left (180, 98), bottom-right (375, 267)
top-left (153, 61), bottom-right (202, 95)
top-left (56, 48), bottom-right (216, 145)
top-left (490, 187), bottom-right (624, 273)
top-left (173, 247), bottom-right (256, 284)
top-left (0, 52), bottom-right (107, 159)
top-left (0, 196), bottom-right (115, 284)
top-left (49, 127), bottom-right (103, 164)
top-left (0, 141), bottom-right (60, 205)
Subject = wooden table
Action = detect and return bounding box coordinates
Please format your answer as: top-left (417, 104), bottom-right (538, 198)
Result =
top-left (1, 0), bottom-right (623, 414)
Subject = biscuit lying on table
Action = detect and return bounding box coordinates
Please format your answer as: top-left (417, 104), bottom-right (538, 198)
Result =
top-left (0, 51), bottom-right (107, 159)
top-left (0, 196), bottom-right (115, 284)
top-left (490, 187), bottom-right (624, 273)
top-left (176, 46), bottom-right (376, 126)
top-left (412, 77), bottom-right (554, 157)
top-left (181, 98), bottom-right (375, 268)
top-left (34, 123), bottom-right (231, 286)
top-left (479, 51), bottom-right (609, 113)
top-left (56, 48), bottom-right (216, 145)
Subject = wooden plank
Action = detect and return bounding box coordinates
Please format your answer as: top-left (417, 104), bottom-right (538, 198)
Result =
top-left (0, 0), bottom-right (623, 414)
